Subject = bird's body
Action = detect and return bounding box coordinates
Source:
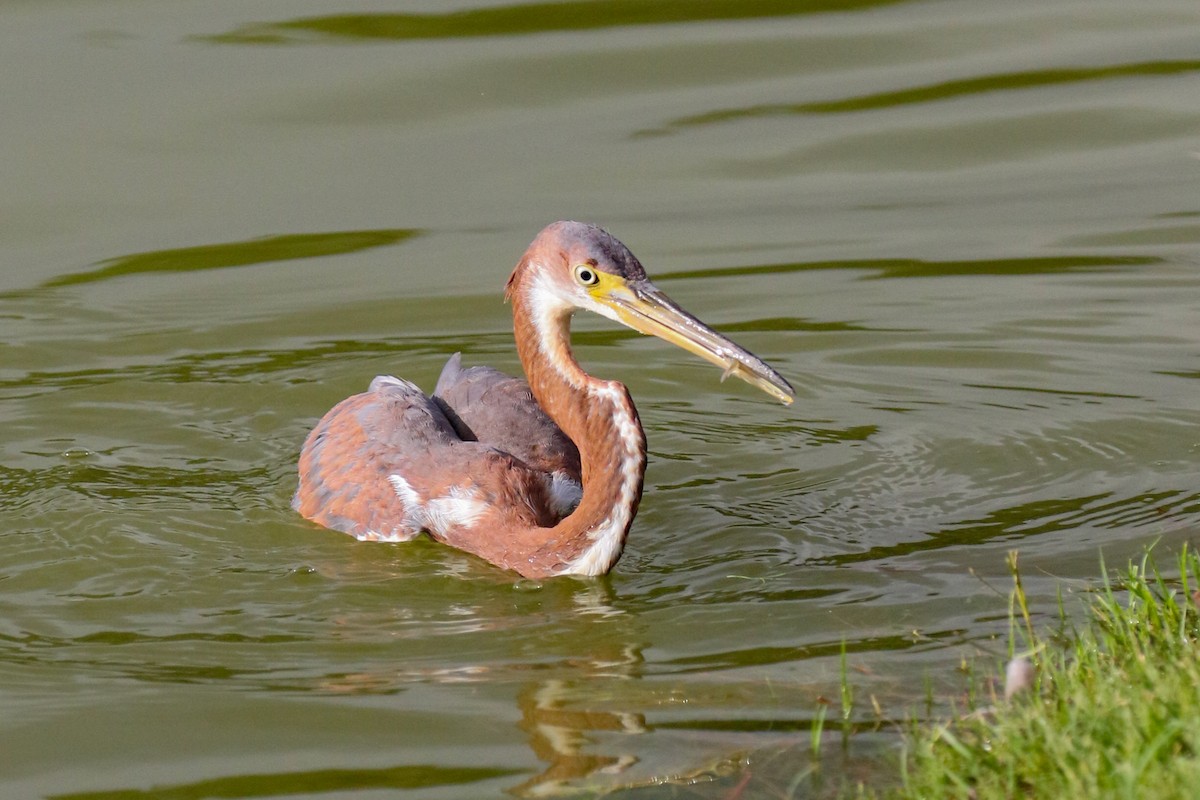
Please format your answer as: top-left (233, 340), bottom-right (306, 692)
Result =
top-left (433, 353), bottom-right (582, 511)
top-left (293, 222), bottom-right (793, 578)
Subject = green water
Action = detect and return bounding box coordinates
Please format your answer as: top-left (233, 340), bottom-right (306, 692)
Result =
top-left (3, 1), bottom-right (1199, 797)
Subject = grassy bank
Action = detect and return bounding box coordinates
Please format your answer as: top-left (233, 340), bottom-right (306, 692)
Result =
top-left (888, 546), bottom-right (1200, 798)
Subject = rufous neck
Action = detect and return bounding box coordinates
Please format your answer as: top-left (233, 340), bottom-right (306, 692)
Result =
top-left (510, 284), bottom-right (647, 576)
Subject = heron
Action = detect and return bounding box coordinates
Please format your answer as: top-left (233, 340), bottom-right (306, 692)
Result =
top-left (293, 221), bottom-right (793, 578)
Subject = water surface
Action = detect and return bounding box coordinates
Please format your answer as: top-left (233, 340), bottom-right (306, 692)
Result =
top-left (2, 0), bottom-right (1199, 797)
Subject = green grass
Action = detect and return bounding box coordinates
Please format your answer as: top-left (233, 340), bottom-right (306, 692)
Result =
top-left (889, 546), bottom-right (1200, 799)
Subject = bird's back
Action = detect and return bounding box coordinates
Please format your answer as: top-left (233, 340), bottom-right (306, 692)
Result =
top-left (433, 352), bottom-right (581, 489)
top-left (293, 360), bottom-right (583, 557)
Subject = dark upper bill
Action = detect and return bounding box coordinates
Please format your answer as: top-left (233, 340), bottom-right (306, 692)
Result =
top-left (602, 279), bottom-right (795, 405)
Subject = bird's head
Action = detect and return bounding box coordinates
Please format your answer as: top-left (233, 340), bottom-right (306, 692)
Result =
top-left (507, 221), bottom-right (795, 405)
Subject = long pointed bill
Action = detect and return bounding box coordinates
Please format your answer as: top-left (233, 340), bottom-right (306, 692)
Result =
top-left (600, 279), bottom-right (795, 405)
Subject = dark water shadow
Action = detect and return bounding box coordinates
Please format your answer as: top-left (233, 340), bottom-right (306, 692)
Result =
top-left (46, 764), bottom-right (522, 800)
top-left (822, 489), bottom-right (1200, 568)
top-left (0, 463), bottom-right (273, 508)
top-left (650, 628), bottom-right (963, 676)
top-left (1058, 222), bottom-right (1200, 248)
top-left (716, 316), bottom-right (885, 334)
top-left (641, 60), bottom-right (1200, 136)
top-left (33, 229), bottom-right (420, 292)
top-left (0, 336), bottom-right (507, 398)
top-left (198, 0), bottom-right (913, 45)
top-left (659, 254), bottom-right (1161, 282)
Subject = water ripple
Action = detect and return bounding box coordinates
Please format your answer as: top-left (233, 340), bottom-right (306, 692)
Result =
top-left (47, 764), bottom-right (522, 800)
top-left (199, 1), bottom-right (911, 45)
top-left (643, 60), bottom-right (1200, 135)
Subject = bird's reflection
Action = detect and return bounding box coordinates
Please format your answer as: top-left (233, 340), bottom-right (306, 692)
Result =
top-left (296, 557), bottom-right (754, 796)
top-left (511, 655), bottom-right (647, 797)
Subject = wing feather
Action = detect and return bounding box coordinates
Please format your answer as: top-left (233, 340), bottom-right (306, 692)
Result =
top-left (433, 353), bottom-right (581, 487)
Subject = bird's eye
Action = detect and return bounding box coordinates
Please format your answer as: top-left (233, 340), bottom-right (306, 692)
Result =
top-left (573, 264), bottom-right (600, 287)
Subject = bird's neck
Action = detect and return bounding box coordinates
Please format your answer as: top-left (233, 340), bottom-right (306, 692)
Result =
top-left (511, 286), bottom-right (647, 577)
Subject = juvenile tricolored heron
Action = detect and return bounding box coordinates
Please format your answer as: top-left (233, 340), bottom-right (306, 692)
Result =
top-left (293, 221), bottom-right (793, 578)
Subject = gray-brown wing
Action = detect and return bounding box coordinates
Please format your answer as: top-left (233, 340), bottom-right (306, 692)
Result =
top-left (294, 376), bottom-right (462, 540)
top-left (433, 353), bottom-right (581, 487)
top-left (294, 374), bottom-right (564, 546)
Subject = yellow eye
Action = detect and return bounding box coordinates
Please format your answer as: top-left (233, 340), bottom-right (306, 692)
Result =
top-left (573, 264), bottom-right (600, 287)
